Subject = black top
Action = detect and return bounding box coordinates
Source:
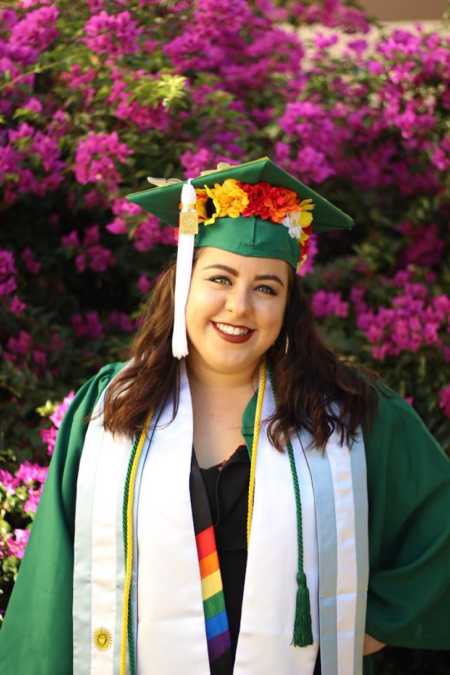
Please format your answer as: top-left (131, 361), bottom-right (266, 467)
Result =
top-left (199, 445), bottom-right (321, 675)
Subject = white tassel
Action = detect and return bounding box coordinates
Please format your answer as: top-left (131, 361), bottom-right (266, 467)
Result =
top-left (172, 180), bottom-right (197, 359)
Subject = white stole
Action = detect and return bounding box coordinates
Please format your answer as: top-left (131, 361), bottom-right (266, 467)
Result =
top-left (136, 365), bottom-right (319, 675)
top-left (73, 363), bottom-right (368, 675)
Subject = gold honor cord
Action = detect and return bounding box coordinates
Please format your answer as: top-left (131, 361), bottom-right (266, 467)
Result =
top-left (120, 414), bottom-right (153, 675)
top-left (246, 361), bottom-right (267, 547)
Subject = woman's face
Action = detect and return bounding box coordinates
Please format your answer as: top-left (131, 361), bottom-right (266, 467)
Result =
top-left (186, 247), bottom-right (290, 377)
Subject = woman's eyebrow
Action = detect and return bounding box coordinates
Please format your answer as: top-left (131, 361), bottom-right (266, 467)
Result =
top-left (203, 264), bottom-right (238, 275)
top-left (254, 274), bottom-right (284, 287)
top-left (202, 264), bottom-right (284, 286)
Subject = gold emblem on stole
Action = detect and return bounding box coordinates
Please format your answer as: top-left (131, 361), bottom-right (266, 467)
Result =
top-left (93, 627), bottom-right (112, 651)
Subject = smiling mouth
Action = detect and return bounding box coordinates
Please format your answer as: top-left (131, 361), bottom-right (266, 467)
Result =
top-left (214, 322), bottom-right (252, 336)
top-left (211, 322), bottom-right (255, 343)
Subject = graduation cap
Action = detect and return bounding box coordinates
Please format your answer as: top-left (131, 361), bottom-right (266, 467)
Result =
top-left (127, 157), bottom-right (354, 358)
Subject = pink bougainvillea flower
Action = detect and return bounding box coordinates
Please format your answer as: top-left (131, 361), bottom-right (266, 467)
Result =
top-left (106, 197), bottom-right (141, 234)
top-left (137, 273), bottom-right (152, 295)
top-left (7, 330), bottom-right (33, 355)
top-left (0, 469), bottom-right (19, 493)
top-left (399, 222), bottom-right (444, 267)
top-left (21, 247), bottom-right (41, 274)
top-left (354, 271), bottom-right (450, 360)
top-left (61, 230), bottom-right (80, 249)
top-left (311, 289), bottom-right (349, 318)
top-left (438, 385), bottom-right (450, 418)
top-left (32, 350), bottom-right (47, 367)
top-left (39, 391), bottom-right (75, 456)
top-left (15, 461), bottom-right (48, 485)
top-left (40, 426), bottom-right (58, 456)
top-left (106, 218), bottom-right (127, 235)
top-left (9, 295), bottom-right (27, 316)
top-left (24, 487), bottom-right (44, 514)
top-left (71, 311), bottom-right (104, 339)
top-left (132, 216), bottom-right (176, 252)
top-left (83, 10), bottom-right (142, 58)
top-left (49, 391), bottom-right (75, 428)
top-left (21, 96), bottom-right (42, 113)
top-left (9, 6), bottom-right (59, 60)
top-left (0, 249), bottom-right (17, 297)
top-left (7, 529), bottom-right (31, 559)
top-left (62, 226), bottom-right (115, 273)
top-left (74, 131), bottom-right (131, 191)
top-left (107, 310), bottom-right (135, 333)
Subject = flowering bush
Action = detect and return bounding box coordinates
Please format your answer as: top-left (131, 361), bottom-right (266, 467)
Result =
top-left (0, 393), bottom-right (72, 617)
top-left (0, 5), bottom-right (449, 672)
top-left (287, 22), bottom-right (450, 446)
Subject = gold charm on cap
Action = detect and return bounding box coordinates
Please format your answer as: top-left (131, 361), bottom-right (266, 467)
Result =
top-left (179, 209), bottom-right (199, 235)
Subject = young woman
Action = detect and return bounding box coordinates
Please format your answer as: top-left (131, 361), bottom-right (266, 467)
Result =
top-left (1, 158), bottom-right (449, 675)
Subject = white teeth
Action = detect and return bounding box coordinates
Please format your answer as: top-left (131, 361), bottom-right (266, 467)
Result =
top-left (215, 322), bottom-right (250, 336)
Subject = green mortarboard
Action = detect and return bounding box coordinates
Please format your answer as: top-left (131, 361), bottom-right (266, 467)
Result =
top-left (126, 157), bottom-right (354, 359)
top-left (127, 157), bottom-right (353, 270)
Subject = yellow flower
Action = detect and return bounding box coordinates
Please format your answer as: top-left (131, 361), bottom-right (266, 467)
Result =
top-left (300, 230), bottom-right (310, 247)
top-left (203, 179), bottom-right (249, 225)
top-left (299, 199), bottom-right (314, 229)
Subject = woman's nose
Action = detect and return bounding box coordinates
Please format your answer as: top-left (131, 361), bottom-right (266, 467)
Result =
top-left (225, 286), bottom-right (251, 316)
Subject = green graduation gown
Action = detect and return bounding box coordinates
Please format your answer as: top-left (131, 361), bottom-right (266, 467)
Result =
top-left (0, 362), bottom-right (449, 674)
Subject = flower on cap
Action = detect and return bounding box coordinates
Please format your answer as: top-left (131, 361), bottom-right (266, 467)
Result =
top-left (241, 182), bottom-right (299, 223)
top-left (298, 244), bottom-right (310, 271)
top-left (203, 179), bottom-right (249, 225)
top-left (282, 199), bottom-right (314, 240)
top-left (282, 212), bottom-right (302, 239)
top-left (299, 198), bottom-right (314, 226)
top-left (195, 188), bottom-right (209, 222)
top-left (190, 179), bottom-right (314, 268)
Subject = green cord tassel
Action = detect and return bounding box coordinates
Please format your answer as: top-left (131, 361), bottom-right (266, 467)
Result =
top-left (292, 572), bottom-right (313, 647)
top-left (268, 368), bottom-right (313, 649)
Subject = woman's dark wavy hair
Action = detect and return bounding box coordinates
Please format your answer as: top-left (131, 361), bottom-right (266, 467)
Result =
top-left (103, 259), bottom-right (380, 450)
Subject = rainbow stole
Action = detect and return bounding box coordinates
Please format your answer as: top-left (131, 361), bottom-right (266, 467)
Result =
top-left (190, 452), bottom-right (233, 669)
top-left (120, 415), bottom-right (234, 675)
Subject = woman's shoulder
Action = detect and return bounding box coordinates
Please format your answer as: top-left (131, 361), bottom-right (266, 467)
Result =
top-left (345, 368), bottom-right (429, 446)
top-left (77, 361), bottom-right (127, 398)
top-left (363, 379), bottom-right (448, 475)
top-left (61, 361), bottom-right (127, 425)
top-left (371, 380), bottom-right (420, 424)
top-left (369, 380), bottom-right (436, 439)
top-left (91, 360), bottom-right (127, 383)
top-left (90, 361), bottom-right (129, 380)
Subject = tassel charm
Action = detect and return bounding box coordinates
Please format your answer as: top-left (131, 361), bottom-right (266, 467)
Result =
top-left (292, 572), bottom-right (313, 647)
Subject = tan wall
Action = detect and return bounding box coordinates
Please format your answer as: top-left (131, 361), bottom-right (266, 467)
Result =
top-left (358, 0), bottom-right (448, 21)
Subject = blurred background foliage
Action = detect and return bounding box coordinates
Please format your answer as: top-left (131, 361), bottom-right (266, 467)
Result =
top-left (0, 1), bottom-right (449, 670)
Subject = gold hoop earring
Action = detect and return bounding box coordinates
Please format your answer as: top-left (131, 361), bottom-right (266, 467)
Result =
top-left (284, 335), bottom-right (290, 355)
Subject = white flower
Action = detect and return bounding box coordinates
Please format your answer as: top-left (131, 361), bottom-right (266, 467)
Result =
top-left (282, 211), bottom-right (302, 240)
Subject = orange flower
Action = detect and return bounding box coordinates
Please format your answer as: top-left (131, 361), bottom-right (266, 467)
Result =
top-left (267, 187), bottom-right (300, 223)
top-left (241, 182), bottom-right (300, 223)
top-left (195, 189), bottom-right (209, 222)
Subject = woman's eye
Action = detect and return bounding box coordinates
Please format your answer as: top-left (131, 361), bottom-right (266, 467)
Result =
top-left (256, 285), bottom-right (276, 296)
top-left (209, 275), bottom-right (231, 286)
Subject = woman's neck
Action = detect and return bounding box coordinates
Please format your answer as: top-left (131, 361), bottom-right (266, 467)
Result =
top-left (186, 356), bottom-right (259, 468)
top-left (186, 355), bottom-right (260, 393)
